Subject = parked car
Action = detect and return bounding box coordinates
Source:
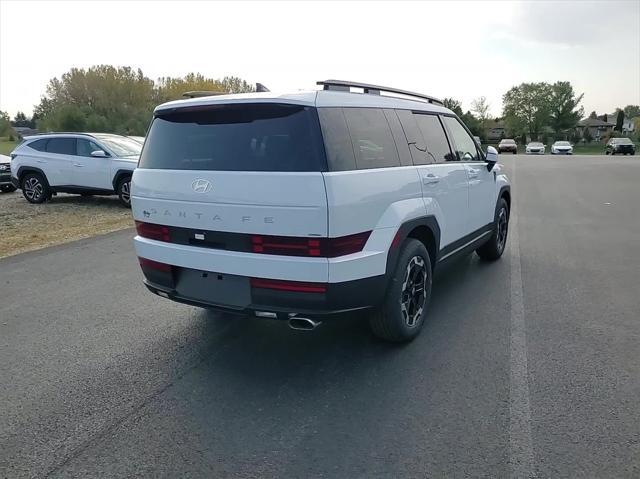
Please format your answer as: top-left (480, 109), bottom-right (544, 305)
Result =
top-left (132, 79), bottom-right (511, 342)
top-left (9, 133), bottom-right (141, 206)
top-left (605, 137), bottom-right (636, 155)
top-left (551, 141), bottom-right (573, 155)
top-left (498, 139), bottom-right (517, 154)
top-left (0, 154), bottom-right (17, 193)
top-left (525, 142), bottom-right (545, 154)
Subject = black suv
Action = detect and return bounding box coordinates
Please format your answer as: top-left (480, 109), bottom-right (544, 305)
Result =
top-left (605, 138), bottom-right (636, 155)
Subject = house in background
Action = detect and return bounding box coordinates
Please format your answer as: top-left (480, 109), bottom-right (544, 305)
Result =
top-left (13, 126), bottom-right (39, 138)
top-left (576, 118), bottom-right (614, 141)
top-left (486, 119), bottom-right (505, 141)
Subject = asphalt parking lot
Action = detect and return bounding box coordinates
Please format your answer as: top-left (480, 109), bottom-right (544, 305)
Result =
top-left (1, 154), bottom-right (639, 478)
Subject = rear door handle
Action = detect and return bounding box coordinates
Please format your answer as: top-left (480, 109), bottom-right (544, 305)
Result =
top-left (36, 160), bottom-right (45, 164)
top-left (467, 169), bottom-right (480, 179)
top-left (423, 174), bottom-right (440, 185)
top-left (73, 163), bottom-right (85, 167)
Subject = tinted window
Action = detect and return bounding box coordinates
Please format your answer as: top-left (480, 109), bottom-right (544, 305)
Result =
top-left (395, 109), bottom-right (429, 165)
top-left (343, 108), bottom-right (400, 169)
top-left (383, 109), bottom-right (413, 166)
top-left (414, 114), bottom-right (455, 163)
top-left (317, 107), bottom-right (356, 171)
top-left (95, 136), bottom-right (141, 157)
top-left (77, 139), bottom-right (103, 157)
top-left (46, 138), bottom-right (76, 155)
top-left (140, 104), bottom-right (326, 172)
top-left (441, 116), bottom-right (480, 162)
top-left (28, 139), bottom-right (48, 151)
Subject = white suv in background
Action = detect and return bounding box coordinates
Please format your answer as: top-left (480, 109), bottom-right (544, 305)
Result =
top-left (132, 80), bottom-right (511, 342)
top-left (10, 133), bottom-right (141, 206)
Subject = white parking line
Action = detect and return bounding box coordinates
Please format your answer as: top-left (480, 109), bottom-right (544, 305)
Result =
top-left (508, 160), bottom-right (536, 478)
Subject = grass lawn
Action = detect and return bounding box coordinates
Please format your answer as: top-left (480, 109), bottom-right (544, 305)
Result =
top-left (0, 137), bottom-right (19, 156)
top-left (572, 144), bottom-right (607, 155)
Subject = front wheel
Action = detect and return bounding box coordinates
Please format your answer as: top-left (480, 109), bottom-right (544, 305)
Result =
top-left (21, 172), bottom-right (50, 204)
top-left (1, 185), bottom-right (17, 193)
top-left (476, 198), bottom-right (509, 261)
top-left (369, 239), bottom-right (432, 342)
top-left (117, 177), bottom-right (132, 207)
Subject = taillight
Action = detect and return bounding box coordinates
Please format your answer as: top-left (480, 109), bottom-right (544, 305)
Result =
top-left (135, 221), bottom-right (170, 242)
top-left (138, 257), bottom-right (172, 273)
top-left (251, 235), bottom-right (322, 257)
top-left (250, 278), bottom-right (327, 293)
top-left (326, 231), bottom-right (371, 257)
top-left (251, 231), bottom-right (370, 258)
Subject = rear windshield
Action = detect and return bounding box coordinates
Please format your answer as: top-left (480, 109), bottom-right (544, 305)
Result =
top-left (139, 103), bottom-right (326, 171)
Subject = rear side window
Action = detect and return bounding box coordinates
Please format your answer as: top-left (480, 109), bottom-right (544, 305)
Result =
top-left (441, 116), bottom-right (481, 162)
top-left (139, 104), bottom-right (326, 172)
top-left (317, 108), bottom-right (356, 171)
top-left (28, 139), bottom-right (48, 151)
top-left (414, 114), bottom-right (455, 163)
top-left (342, 108), bottom-right (400, 169)
top-left (395, 109), bottom-right (430, 165)
top-left (46, 138), bottom-right (76, 155)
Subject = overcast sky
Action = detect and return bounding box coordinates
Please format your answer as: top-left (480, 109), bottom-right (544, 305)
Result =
top-left (0, 0), bottom-right (638, 118)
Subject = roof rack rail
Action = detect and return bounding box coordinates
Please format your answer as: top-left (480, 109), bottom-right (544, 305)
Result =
top-left (317, 79), bottom-right (444, 106)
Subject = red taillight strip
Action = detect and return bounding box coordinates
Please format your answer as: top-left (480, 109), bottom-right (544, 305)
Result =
top-left (250, 278), bottom-right (327, 293)
top-left (135, 221), bottom-right (170, 242)
top-left (138, 257), bottom-right (172, 273)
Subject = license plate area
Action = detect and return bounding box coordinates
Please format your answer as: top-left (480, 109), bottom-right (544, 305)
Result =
top-left (176, 268), bottom-right (250, 308)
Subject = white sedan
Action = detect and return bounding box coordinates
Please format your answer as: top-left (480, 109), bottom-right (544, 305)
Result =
top-left (525, 142), bottom-right (545, 154)
top-left (551, 141), bottom-right (573, 155)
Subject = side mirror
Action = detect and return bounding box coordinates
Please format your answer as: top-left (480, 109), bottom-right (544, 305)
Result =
top-left (486, 146), bottom-right (498, 171)
top-left (90, 150), bottom-right (108, 158)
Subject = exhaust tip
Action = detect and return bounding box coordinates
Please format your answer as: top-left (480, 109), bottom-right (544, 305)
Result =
top-left (288, 317), bottom-right (322, 331)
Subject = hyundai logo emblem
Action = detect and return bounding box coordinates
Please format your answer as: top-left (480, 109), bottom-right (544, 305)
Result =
top-left (191, 179), bottom-right (212, 193)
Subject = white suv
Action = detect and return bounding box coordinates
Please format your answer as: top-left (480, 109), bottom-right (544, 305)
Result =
top-left (10, 133), bottom-right (142, 206)
top-left (132, 80), bottom-right (511, 342)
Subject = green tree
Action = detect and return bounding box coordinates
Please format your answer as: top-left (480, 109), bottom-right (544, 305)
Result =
top-left (623, 105), bottom-right (640, 118)
top-left (502, 82), bottom-right (553, 139)
top-left (13, 111), bottom-right (30, 127)
top-left (442, 98), bottom-right (463, 116)
top-left (471, 96), bottom-right (490, 133)
top-left (615, 109), bottom-right (624, 132)
top-left (588, 111), bottom-right (598, 119)
top-left (0, 110), bottom-right (12, 136)
top-left (583, 126), bottom-right (593, 143)
top-left (548, 81), bottom-right (584, 135)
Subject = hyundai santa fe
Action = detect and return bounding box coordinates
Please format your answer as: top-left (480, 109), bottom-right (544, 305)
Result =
top-left (132, 80), bottom-right (511, 342)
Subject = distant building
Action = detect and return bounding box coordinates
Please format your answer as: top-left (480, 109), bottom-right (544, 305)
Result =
top-left (576, 118), bottom-right (614, 141)
top-left (486, 119), bottom-right (505, 141)
top-left (13, 126), bottom-right (39, 138)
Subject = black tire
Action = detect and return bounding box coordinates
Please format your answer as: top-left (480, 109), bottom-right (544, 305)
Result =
top-left (610, 151), bottom-right (615, 156)
top-left (21, 172), bottom-right (50, 204)
top-left (369, 239), bottom-right (432, 343)
top-left (1, 185), bottom-right (17, 193)
top-left (513, 150), bottom-right (517, 154)
top-left (476, 198), bottom-right (509, 261)
top-left (117, 176), bottom-right (132, 207)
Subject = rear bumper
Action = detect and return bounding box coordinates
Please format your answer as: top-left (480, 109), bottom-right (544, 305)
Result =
top-left (142, 269), bottom-right (387, 319)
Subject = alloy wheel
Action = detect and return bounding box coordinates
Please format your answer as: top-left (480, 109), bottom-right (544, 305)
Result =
top-left (24, 177), bottom-right (44, 202)
top-left (121, 181), bottom-right (131, 205)
top-left (496, 207), bottom-right (508, 253)
top-left (400, 256), bottom-right (427, 327)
